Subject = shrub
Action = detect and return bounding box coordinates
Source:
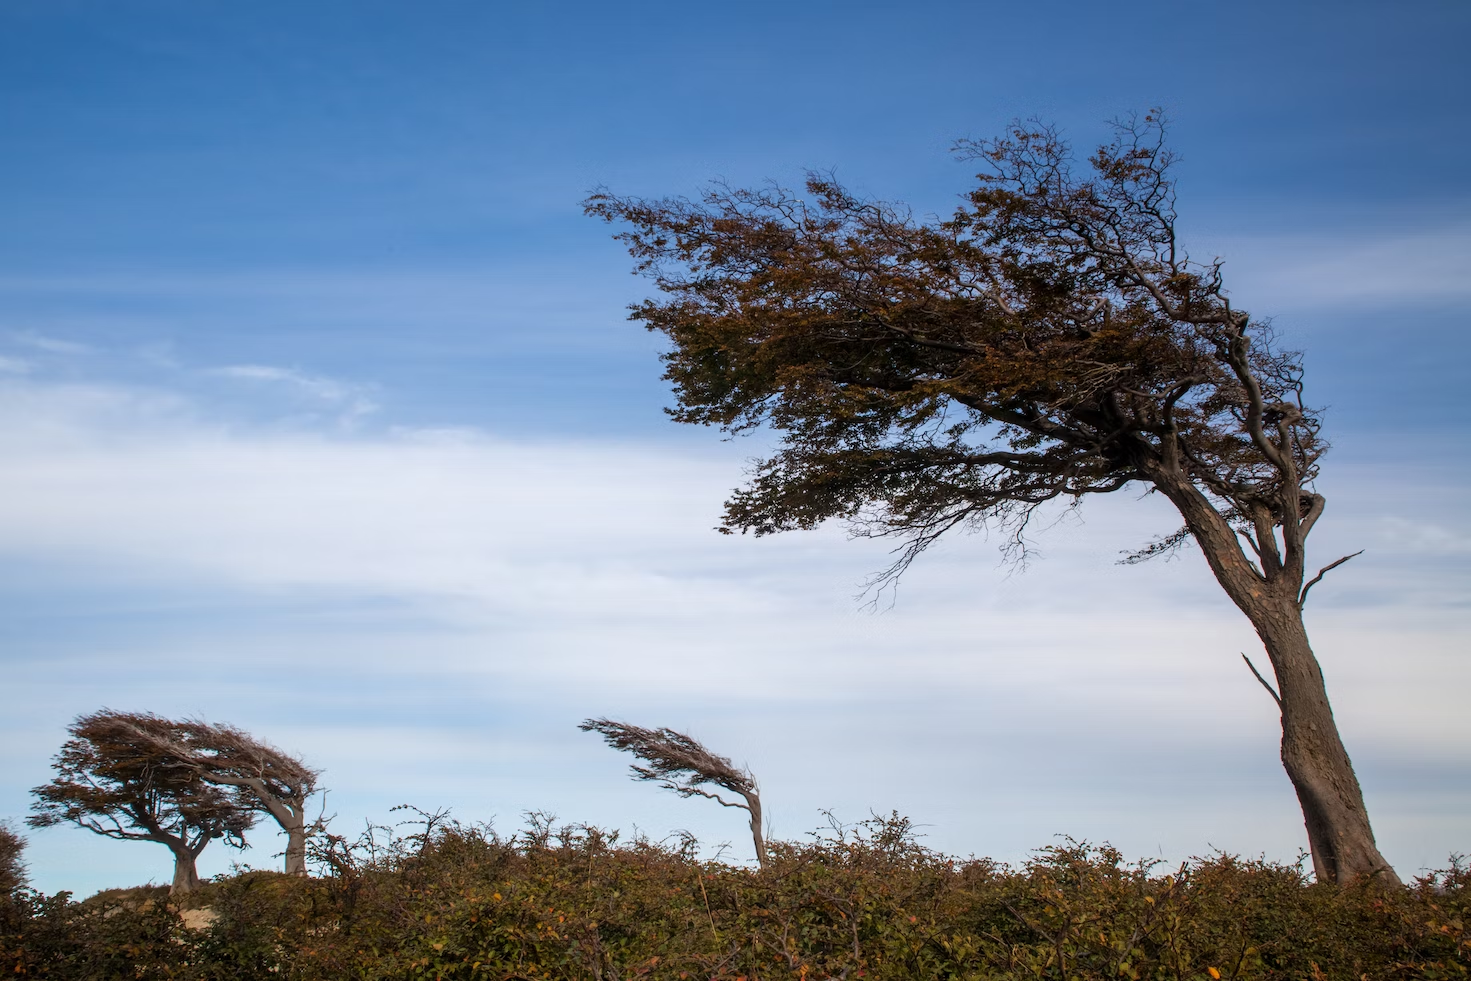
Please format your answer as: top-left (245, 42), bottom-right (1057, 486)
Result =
top-left (1, 812), bottom-right (1466, 979)
top-left (0, 824), bottom-right (26, 897)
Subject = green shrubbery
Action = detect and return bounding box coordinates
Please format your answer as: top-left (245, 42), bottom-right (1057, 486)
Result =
top-left (3, 812), bottom-right (1467, 979)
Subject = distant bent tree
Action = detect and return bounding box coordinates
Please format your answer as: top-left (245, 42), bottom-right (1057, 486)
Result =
top-left (580, 718), bottom-right (767, 866)
top-left (124, 717), bottom-right (321, 876)
top-left (29, 711), bottom-right (256, 894)
top-left (29, 710), bottom-right (322, 892)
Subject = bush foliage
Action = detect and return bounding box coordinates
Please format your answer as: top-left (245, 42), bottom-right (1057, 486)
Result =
top-left (3, 811), bottom-right (1466, 980)
top-left (0, 824), bottom-right (27, 897)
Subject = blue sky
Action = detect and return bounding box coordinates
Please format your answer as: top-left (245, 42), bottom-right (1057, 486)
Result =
top-left (2, 0), bottom-right (1468, 894)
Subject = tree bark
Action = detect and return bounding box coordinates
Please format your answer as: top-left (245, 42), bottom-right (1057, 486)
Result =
top-left (1157, 477), bottom-right (1398, 885)
top-left (167, 841), bottom-right (202, 895)
top-left (1247, 597), bottom-right (1398, 885)
top-left (283, 811), bottom-right (307, 876)
top-left (744, 792), bottom-right (767, 868)
top-left (222, 778), bottom-right (309, 876)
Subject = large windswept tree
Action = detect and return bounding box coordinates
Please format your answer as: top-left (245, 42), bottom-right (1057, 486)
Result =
top-left (587, 114), bottom-right (1397, 885)
top-left (29, 711), bottom-right (256, 894)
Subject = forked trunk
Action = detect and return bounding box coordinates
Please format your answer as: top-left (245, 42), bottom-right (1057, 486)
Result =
top-left (168, 841), bottom-right (202, 895)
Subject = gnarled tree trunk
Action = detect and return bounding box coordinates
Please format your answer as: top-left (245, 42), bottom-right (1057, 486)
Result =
top-left (284, 815), bottom-right (307, 876)
top-left (268, 797), bottom-right (308, 876)
top-left (743, 791), bottom-right (767, 867)
top-left (1246, 593), bottom-right (1395, 885)
top-left (166, 840), bottom-right (203, 895)
top-left (1160, 477), bottom-right (1397, 885)
top-left (244, 789), bottom-right (310, 875)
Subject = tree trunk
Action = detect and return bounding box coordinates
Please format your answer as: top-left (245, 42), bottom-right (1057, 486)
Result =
top-left (284, 814), bottom-right (307, 876)
top-left (168, 842), bottom-right (201, 895)
top-left (245, 788), bottom-right (310, 876)
top-left (1159, 479), bottom-right (1398, 885)
top-left (1244, 595), bottom-right (1399, 885)
top-left (744, 793), bottom-right (767, 868)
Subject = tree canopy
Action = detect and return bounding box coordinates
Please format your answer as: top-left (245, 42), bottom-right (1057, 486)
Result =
top-left (122, 717), bottom-right (320, 876)
top-left (588, 115), bottom-right (1319, 580)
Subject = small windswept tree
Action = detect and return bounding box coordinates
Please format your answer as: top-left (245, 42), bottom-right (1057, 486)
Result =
top-left (28, 711), bottom-right (256, 894)
top-left (580, 718), bottom-right (767, 866)
top-left (123, 718), bottom-right (321, 876)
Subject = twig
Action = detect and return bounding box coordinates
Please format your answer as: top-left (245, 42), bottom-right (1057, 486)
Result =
top-left (696, 870), bottom-right (720, 944)
top-left (1298, 550), bottom-right (1363, 609)
top-left (1241, 654), bottom-right (1282, 710)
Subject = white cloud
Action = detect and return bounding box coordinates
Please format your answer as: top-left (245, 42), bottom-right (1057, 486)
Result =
top-left (0, 375), bottom-right (1466, 894)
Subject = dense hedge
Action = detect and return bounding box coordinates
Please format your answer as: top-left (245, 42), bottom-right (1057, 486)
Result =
top-left (2, 812), bottom-right (1466, 980)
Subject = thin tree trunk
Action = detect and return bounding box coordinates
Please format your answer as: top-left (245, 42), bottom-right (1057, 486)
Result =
top-left (244, 786), bottom-right (309, 876)
top-left (744, 793), bottom-right (767, 868)
top-left (284, 812), bottom-right (307, 876)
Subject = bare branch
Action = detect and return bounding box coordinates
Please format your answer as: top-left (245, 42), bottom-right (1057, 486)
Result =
top-left (1241, 653), bottom-right (1282, 711)
top-left (680, 785), bottom-right (752, 811)
top-left (1298, 550), bottom-right (1363, 609)
top-left (1117, 525), bottom-right (1191, 565)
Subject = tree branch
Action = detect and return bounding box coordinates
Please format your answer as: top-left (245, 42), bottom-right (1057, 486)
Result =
top-left (1241, 653), bottom-right (1282, 710)
top-left (678, 785), bottom-right (751, 811)
top-left (1298, 549), bottom-right (1363, 609)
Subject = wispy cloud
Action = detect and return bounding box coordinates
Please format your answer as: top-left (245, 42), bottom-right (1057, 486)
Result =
top-left (209, 363), bottom-right (379, 425)
top-left (8, 329), bottom-right (95, 356)
top-left (1376, 516), bottom-right (1471, 555)
top-left (0, 265), bottom-right (634, 349)
top-left (1198, 223), bottom-right (1471, 310)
